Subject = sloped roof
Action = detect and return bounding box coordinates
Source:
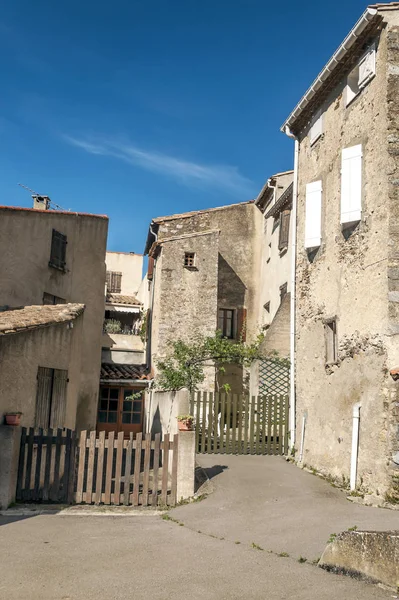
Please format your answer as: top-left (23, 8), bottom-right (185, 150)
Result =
top-left (0, 304), bottom-right (85, 336)
top-left (106, 293), bottom-right (141, 306)
top-left (100, 363), bottom-right (149, 381)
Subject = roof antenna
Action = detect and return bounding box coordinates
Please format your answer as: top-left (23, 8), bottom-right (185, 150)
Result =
top-left (18, 183), bottom-right (67, 211)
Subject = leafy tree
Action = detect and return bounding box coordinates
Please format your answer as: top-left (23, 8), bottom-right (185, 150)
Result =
top-left (155, 331), bottom-right (287, 393)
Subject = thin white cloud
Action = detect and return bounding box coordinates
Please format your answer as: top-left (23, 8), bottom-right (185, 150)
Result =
top-left (63, 134), bottom-right (253, 196)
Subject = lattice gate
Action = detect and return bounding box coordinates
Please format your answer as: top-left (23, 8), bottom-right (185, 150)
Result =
top-left (259, 358), bottom-right (290, 396)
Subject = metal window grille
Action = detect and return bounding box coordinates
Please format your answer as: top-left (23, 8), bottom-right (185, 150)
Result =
top-left (184, 252), bottom-right (195, 267)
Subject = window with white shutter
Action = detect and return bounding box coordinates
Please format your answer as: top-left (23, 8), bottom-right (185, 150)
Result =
top-left (341, 145), bottom-right (362, 225)
top-left (305, 180), bottom-right (322, 249)
top-left (310, 110), bottom-right (323, 145)
top-left (345, 44), bottom-right (376, 106)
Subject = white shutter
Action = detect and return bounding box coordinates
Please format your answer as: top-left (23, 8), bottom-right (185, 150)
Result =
top-left (341, 144), bottom-right (362, 225)
top-left (358, 46), bottom-right (376, 88)
top-left (305, 180), bottom-right (322, 249)
top-left (310, 110), bottom-right (323, 145)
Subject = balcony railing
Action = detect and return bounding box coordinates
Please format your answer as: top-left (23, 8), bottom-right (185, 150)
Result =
top-left (103, 319), bottom-right (141, 336)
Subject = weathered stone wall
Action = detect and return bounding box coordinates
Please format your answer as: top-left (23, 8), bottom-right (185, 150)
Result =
top-left (295, 20), bottom-right (396, 495)
top-left (0, 208), bottom-right (108, 430)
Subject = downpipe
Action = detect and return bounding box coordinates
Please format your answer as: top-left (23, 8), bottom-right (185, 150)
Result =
top-left (350, 402), bottom-right (361, 491)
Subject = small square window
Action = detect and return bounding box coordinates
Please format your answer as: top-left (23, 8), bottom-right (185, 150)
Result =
top-left (184, 252), bottom-right (196, 268)
top-left (325, 319), bottom-right (338, 365)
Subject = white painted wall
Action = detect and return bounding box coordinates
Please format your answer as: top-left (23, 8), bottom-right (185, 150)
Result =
top-left (106, 252), bottom-right (143, 295)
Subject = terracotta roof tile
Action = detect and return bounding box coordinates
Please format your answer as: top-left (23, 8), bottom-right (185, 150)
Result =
top-left (100, 363), bottom-right (149, 381)
top-left (0, 304), bottom-right (85, 336)
top-left (106, 293), bottom-right (141, 306)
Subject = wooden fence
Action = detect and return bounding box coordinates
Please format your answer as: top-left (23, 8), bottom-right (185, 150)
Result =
top-left (75, 431), bottom-right (178, 507)
top-left (16, 428), bottom-right (76, 503)
top-left (16, 429), bottom-right (179, 507)
top-left (190, 392), bottom-right (289, 455)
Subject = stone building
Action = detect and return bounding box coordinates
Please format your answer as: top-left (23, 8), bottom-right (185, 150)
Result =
top-left (250, 171), bottom-right (293, 397)
top-left (144, 202), bottom-right (263, 393)
top-left (282, 3), bottom-right (399, 499)
top-left (100, 251), bottom-right (149, 438)
top-left (0, 203), bottom-right (108, 430)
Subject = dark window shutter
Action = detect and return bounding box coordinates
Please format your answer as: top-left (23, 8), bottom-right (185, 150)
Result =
top-left (108, 271), bottom-right (122, 293)
top-left (35, 367), bottom-right (53, 428)
top-left (237, 307), bottom-right (247, 342)
top-left (147, 257), bottom-right (154, 281)
top-left (50, 230), bottom-right (67, 270)
top-left (50, 369), bottom-right (68, 428)
top-left (279, 210), bottom-right (291, 250)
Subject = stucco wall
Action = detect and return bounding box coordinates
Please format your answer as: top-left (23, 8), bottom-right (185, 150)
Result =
top-left (0, 317), bottom-right (83, 430)
top-left (0, 208), bottom-right (108, 430)
top-left (106, 251), bottom-right (143, 295)
top-left (294, 20), bottom-right (397, 495)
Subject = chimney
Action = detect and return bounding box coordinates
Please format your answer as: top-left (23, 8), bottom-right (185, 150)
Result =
top-left (32, 195), bottom-right (51, 210)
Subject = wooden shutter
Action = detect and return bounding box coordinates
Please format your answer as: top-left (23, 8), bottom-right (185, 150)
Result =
top-left (358, 46), bottom-right (376, 87)
top-left (111, 272), bottom-right (122, 293)
top-left (106, 271), bottom-right (111, 288)
top-left (341, 145), bottom-right (362, 225)
top-left (305, 180), bottom-right (322, 249)
top-left (279, 210), bottom-right (291, 250)
top-left (35, 367), bottom-right (53, 428)
top-left (310, 110), bottom-right (323, 145)
top-left (237, 307), bottom-right (247, 342)
top-left (50, 230), bottom-right (67, 270)
top-left (145, 308), bottom-right (151, 342)
top-left (50, 369), bottom-right (68, 429)
top-left (147, 256), bottom-right (154, 281)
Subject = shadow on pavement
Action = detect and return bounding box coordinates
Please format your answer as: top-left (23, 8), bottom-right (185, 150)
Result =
top-left (203, 465), bottom-right (228, 480)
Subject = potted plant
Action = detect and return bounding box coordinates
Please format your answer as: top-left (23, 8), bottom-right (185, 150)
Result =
top-left (5, 412), bottom-right (22, 426)
top-left (177, 414), bottom-right (194, 431)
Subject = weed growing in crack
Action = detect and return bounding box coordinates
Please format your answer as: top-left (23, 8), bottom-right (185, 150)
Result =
top-left (278, 552), bottom-right (290, 558)
top-left (251, 543), bottom-right (264, 551)
top-left (298, 556), bottom-right (307, 563)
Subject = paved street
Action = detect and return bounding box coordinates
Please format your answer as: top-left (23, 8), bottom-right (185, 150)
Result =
top-left (0, 456), bottom-right (397, 600)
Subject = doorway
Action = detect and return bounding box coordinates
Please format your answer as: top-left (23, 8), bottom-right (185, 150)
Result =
top-left (97, 385), bottom-right (144, 437)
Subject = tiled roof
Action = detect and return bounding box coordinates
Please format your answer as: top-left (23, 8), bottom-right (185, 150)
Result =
top-left (0, 304), bottom-right (85, 336)
top-left (0, 206), bottom-right (108, 219)
top-left (100, 363), bottom-right (149, 381)
top-left (106, 293), bottom-right (141, 306)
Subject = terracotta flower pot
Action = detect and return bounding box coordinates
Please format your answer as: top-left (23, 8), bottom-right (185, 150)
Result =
top-left (178, 419), bottom-right (193, 432)
top-left (5, 413), bottom-right (22, 426)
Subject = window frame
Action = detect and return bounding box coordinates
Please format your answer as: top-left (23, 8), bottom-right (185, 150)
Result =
top-left (218, 308), bottom-right (235, 339)
top-left (278, 209), bottom-right (291, 252)
top-left (310, 109), bottom-right (323, 146)
top-left (345, 43), bottom-right (376, 107)
top-left (325, 318), bottom-right (338, 365)
top-left (106, 271), bottom-right (122, 293)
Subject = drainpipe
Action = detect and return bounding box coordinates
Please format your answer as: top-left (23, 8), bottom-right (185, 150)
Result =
top-left (284, 126), bottom-right (299, 450)
top-left (146, 379), bottom-right (155, 434)
top-left (350, 402), bottom-right (361, 491)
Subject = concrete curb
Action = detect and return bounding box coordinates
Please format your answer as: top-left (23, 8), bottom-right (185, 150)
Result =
top-left (0, 505), bottom-right (167, 517)
top-left (319, 530), bottom-right (399, 589)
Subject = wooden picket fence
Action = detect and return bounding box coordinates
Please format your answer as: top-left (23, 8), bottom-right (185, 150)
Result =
top-left (75, 431), bottom-right (178, 507)
top-left (190, 392), bottom-right (289, 455)
top-left (16, 428), bottom-right (76, 503)
top-left (16, 429), bottom-right (178, 507)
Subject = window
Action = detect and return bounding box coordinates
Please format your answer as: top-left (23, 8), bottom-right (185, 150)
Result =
top-left (98, 387), bottom-right (119, 424)
top-left (305, 180), bottom-right (322, 249)
top-left (121, 390), bottom-right (143, 425)
top-left (35, 367), bottom-right (68, 429)
top-left (49, 229), bottom-right (67, 271)
top-left (345, 44), bottom-right (376, 106)
top-left (43, 292), bottom-right (66, 305)
top-left (218, 308), bottom-right (235, 339)
top-left (264, 301), bottom-right (270, 313)
top-left (280, 283), bottom-right (288, 304)
top-left (341, 145), bottom-right (362, 226)
top-left (106, 271), bottom-right (122, 293)
top-left (279, 209), bottom-right (291, 251)
top-left (310, 110), bottom-right (323, 145)
top-left (325, 319), bottom-right (338, 365)
top-left (184, 252), bottom-right (196, 268)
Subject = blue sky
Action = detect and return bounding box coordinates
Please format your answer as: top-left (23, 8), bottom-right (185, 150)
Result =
top-left (1, 0), bottom-right (371, 253)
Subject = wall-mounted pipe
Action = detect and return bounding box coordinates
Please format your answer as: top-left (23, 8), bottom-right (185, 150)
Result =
top-left (299, 413), bottom-right (307, 463)
top-left (350, 402), bottom-right (361, 490)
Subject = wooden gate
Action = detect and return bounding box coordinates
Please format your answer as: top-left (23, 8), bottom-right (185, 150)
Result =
top-left (75, 431), bottom-right (178, 507)
top-left (190, 392), bottom-right (289, 455)
top-left (16, 429), bottom-right (179, 507)
top-left (16, 428), bottom-right (76, 502)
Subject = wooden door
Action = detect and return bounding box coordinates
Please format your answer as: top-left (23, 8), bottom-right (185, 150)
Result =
top-left (97, 386), bottom-right (144, 438)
